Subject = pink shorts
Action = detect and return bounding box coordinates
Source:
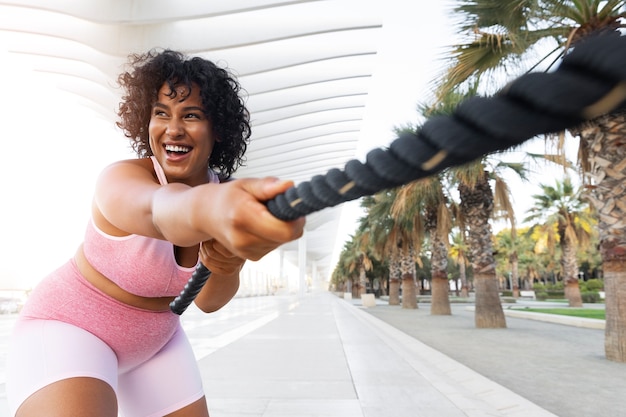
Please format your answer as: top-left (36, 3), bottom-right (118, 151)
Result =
top-left (7, 319), bottom-right (204, 417)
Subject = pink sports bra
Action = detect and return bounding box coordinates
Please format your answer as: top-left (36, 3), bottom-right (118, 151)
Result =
top-left (82, 157), bottom-right (219, 298)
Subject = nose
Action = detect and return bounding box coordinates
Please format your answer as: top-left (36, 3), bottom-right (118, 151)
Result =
top-left (166, 118), bottom-right (184, 138)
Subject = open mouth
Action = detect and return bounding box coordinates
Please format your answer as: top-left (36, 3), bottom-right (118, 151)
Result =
top-left (165, 144), bottom-right (192, 156)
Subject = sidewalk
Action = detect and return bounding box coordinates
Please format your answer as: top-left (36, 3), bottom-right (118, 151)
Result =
top-left (360, 298), bottom-right (626, 417)
top-left (198, 291), bottom-right (557, 417)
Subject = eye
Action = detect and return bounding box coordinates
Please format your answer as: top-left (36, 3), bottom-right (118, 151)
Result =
top-left (153, 108), bottom-right (168, 117)
top-left (184, 112), bottom-right (205, 121)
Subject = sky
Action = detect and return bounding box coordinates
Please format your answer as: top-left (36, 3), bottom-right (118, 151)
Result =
top-left (0, 2), bottom-right (577, 290)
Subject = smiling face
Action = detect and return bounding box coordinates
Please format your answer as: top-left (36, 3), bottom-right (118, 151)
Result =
top-left (149, 82), bottom-right (216, 186)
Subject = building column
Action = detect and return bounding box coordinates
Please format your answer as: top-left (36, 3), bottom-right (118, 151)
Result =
top-left (298, 233), bottom-right (306, 296)
top-left (278, 248), bottom-right (285, 291)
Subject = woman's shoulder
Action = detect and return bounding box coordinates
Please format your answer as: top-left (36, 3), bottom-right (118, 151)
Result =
top-left (105, 157), bottom-right (153, 169)
top-left (92, 157), bottom-right (160, 237)
top-left (99, 157), bottom-right (157, 181)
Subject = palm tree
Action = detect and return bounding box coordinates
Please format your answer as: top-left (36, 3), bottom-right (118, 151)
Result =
top-left (360, 192), bottom-right (399, 304)
top-left (440, 0), bottom-right (626, 361)
top-left (455, 163), bottom-right (506, 328)
top-left (422, 84), bottom-right (523, 326)
top-left (442, 110), bottom-right (524, 327)
top-left (494, 228), bottom-right (521, 297)
top-left (392, 176), bottom-right (454, 315)
top-left (387, 252), bottom-right (402, 305)
top-left (330, 258), bottom-right (349, 293)
top-left (458, 159), bottom-right (524, 327)
top-left (517, 226), bottom-right (552, 288)
top-left (449, 230), bottom-right (471, 297)
top-left (338, 228), bottom-right (374, 298)
top-left (333, 242), bottom-right (357, 294)
top-left (361, 191), bottom-right (419, 307)
top-left (524, 177), bottom-right (595, 306)
top-left (494, 225), bottom-right (543, 293)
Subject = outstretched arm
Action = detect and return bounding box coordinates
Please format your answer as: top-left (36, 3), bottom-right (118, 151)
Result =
top-left (93, 159), bottom-right (304, 261)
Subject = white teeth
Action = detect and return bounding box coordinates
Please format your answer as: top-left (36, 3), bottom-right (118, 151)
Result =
top-left (165, 144), bottom-right (190, 153)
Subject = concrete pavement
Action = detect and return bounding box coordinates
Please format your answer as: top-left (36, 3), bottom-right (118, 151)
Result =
top-left (362, 298), bottom-right (626, 417)
top-left (197, 292), bottom-right (559, 417)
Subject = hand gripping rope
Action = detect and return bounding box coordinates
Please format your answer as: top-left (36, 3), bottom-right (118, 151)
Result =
top-left (170, 34), bottom-right (626, 315)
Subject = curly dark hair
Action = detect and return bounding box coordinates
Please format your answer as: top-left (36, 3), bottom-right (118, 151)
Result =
top-left (116, 49), bottom-right (251, 179)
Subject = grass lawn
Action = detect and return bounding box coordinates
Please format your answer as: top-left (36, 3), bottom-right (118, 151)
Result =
top-left (521, 308), bottom-right (605, 320)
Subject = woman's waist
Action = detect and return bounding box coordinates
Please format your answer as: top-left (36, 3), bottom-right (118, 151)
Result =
top-left (18, 261), bottom-right (181, 371)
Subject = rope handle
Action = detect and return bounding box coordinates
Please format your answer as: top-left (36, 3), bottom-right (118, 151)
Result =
top-left (170, 263), bottom-right (211, 315)
top-left (170, 33), bottom-right (626, 315)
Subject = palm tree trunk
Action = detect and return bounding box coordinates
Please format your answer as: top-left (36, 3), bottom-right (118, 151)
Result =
top-left (359, 265), bottom-right (367, 297)
top-left (388, 255), bottom-right (401, 305)
top-left (430, 228), bottom-right (451, 315)
top-left (459, 171), bottom-right (506, 328)
top-left (401, 273), bottom-right (417, 309)
top-left (474, 272), bottom-right (505, 327)
top-left (459, 259), bottom-right (469, 298)
top-left (561, 237), bottom-right (583, 307)
top-left (399, 248), bottom-right (417, 309)
top-left (511, 253), bottom-right (520, 298)
top-left (604, 261), bottom-right (626, 362)
top-left (431, 272), bottom-right (451, 314)
top-left (579, 111), bottom-right (626, 362)
top-left (388, 278), bottom-right (400, 304)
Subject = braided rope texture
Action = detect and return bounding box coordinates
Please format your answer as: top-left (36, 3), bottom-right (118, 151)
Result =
top-left (171, 34), bottom-right (626, 315)
top-left (267, 34), bottom-right (626, 221)
top-left (170, 263), bottom-right (211, 315)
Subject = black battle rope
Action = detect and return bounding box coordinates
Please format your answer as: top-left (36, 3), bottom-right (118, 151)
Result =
top-left (170, 34), bottom-right (626, 315)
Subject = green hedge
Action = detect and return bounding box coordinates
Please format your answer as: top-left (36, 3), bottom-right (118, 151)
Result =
top-left (581, 292), bottom-right (601, 303)
top-left (546, 290), bottom-right (565, 299)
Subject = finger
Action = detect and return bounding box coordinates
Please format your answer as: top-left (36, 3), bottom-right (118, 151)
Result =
top-left (230, 181), bottom-right (305, 244)
top-left (201, 240), bottom-right (244, 266)
top-left (203, 259), bottom-right (241, 275)
top-left (210, 240), bottom-right (238, 259)
top-left (238, 177), bottom-right (295, 202)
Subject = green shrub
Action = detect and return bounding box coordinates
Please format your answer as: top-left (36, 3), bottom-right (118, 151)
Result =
top-left (585, 279), bottom-right (604, 292)
top-left (546, 290), bottom-right (565, 299)
top-left (536, 291), bottom-right (548, 301)
top-left (533, 283), bottom-right (546, 291)
top-left (581, 292), bottom-right (601, 303)
top-left (502, 290), bottom-right (513, 297)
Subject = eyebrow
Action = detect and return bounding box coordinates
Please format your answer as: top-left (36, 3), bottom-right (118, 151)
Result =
top-left (153, 102), bottom-right (205, 113)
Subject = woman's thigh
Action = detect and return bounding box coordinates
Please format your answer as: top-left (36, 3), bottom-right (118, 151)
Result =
top-left (118, 326), bottom-right (207, 417)
top-left (16, 377), bottom-right (117, 417)
top-left (7, 319), bottom-right (119, 416)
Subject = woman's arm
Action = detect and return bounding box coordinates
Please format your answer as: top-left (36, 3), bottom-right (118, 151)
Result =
top-left (193, 239), bottom-right (243, 313)
top-left (93, 159), bottom-right (304, 260)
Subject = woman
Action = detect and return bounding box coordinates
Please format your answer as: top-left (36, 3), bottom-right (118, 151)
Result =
top-left (7, 49), bottom-right (305, 416)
